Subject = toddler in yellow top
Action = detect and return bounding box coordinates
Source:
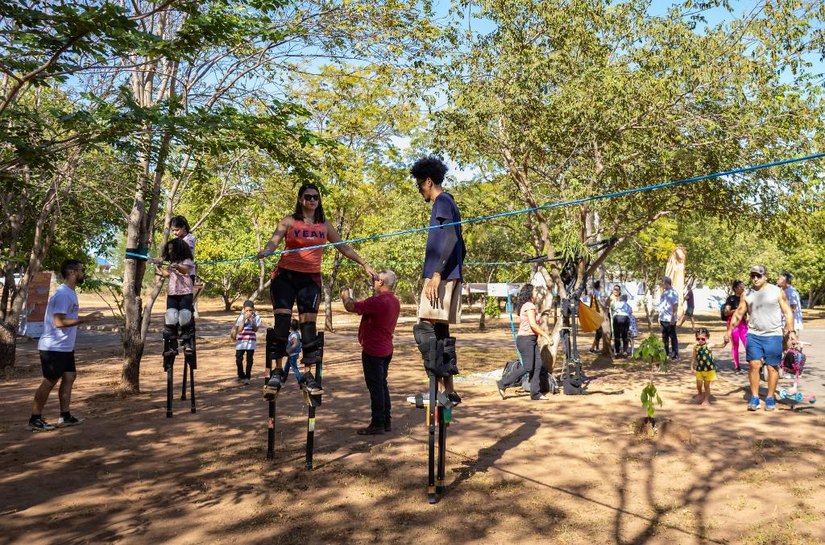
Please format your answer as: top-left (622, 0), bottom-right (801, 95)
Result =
top-left (692, 327), bottom-right (726, 406)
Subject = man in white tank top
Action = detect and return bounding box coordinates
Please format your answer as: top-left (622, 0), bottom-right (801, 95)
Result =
top-left (724, 265), bottom-right (796, 412)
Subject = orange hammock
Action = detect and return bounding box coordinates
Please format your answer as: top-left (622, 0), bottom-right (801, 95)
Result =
top-left (578, 301), bottom-right (603, 333)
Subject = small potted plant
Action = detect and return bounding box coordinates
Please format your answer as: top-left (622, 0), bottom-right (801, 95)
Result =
top-left (633, 335), bottom-right (667, 430)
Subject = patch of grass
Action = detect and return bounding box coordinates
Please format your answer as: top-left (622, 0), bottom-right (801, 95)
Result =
top-left (743, 519), bottom-right (819, 545)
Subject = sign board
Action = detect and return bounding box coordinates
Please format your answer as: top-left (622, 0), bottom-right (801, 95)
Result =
top-left (487, 283), bottom-right (520, 297)
top-left (22, 272), bottom-right (52, 338)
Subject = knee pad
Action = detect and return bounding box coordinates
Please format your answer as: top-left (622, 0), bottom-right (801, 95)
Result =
top-left (165, 309), bottom-right (179, 326)
top-left (433, 322), bottom-right (450, 340)
top-left (267, 315), bottom-right (291, 359)
top-left (442, 337), bottom-right (459, 376)
top-left (301, 324), bottom-right (323, 365)
top-left (300, 322), bottom-right (318, 347)
top-left (274, 314), bottom-right (291, 340)
top-left (178, 309), bottom-right (193, 326)
top-left (413, 322), bottom-right (436, 356)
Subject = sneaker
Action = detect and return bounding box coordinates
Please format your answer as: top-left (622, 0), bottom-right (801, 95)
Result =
top-left (669, 353), bottom-right (679, 361)
top-left (302, 377), bottom-right (324, 395)
top-left (734, 367), bottom-right (742, 374)
top-left (243, 378), bottom-right (251, 385)
top-left (532, 395), bottom-right (549, 401)
top-left (266, 372), bottom-right (283, 390)
top-left (764, 397), bottom-right (776, 411)
top-left (447, 392), bottom-right (462, 406)
top-left (57, 415), bottom-right (84, 427)
top-left (182, 343), bottom-right (194, 355)
top-left (496, 381), bottom-right (506, 400)
top-left (27, 417), bottom-right (55, 432)
top-left (163, 347), bottom-right (178, 358)
top-left (356, 425), bottom-right (384, 436)
top-left (747, 396), bottom-right (760, 411)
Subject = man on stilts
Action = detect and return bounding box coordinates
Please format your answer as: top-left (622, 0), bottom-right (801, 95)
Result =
top-left (410, 156), bottom-right (466, 502)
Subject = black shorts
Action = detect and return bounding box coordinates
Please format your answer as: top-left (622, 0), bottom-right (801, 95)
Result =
top-left (270, 268), bottom-right (322, 314)
top-left (167, 293), bottom-right (194, 311)
top-left (40, 350), bottom-right (76, 381)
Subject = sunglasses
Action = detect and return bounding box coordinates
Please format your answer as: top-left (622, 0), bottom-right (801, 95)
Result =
top-left (750, 273), bottom-right (763, 279)
top-left (695, 337), bottom-right (707, 342)
top-left (302, 194), bottom-right (320, 201)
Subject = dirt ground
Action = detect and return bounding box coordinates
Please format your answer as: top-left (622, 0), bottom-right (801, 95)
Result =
top-left (2, 296), bottom-right (824, 545)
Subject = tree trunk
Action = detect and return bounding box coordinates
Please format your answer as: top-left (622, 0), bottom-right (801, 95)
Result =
top-left (324, 254), bottom-right (343, 333)
top-left (0, 323), bottom-right (14, 369)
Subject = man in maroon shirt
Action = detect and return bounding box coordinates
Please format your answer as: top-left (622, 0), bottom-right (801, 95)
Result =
top-left (341, 269), bottom-right (401, 435)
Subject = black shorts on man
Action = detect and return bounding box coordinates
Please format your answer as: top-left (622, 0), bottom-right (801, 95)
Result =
top-left (40, 351), bottom-right (76, 381)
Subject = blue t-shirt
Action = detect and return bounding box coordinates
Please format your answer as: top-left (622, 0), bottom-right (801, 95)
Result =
top-left (784, 286), bottom-right (803, 329)
top-left (37, 284), bottom-right (80, 352)
top-left (423, 192), bottom-right (466, 280)
top-left (288, 331), bottom-right (301, 357)
top-left (657, 288), bottom-right (679, 322)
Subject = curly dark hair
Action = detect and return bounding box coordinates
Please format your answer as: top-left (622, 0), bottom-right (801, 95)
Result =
top-left (161, 237), bottom-right (193, 263)
top-left (516, 283), bottom-right (534, 313)
top-left (292, 182), bottom-right (325, 223)
top-left (410, 155), bottom-right (448, 186)
top-left (694, 327), bottom-right (710, 338)
top-left (170, 215), bottom-right (190, 232)
top-left (732, 279), bottom-right (744, 290)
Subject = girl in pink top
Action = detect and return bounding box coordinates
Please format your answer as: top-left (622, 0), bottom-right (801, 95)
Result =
top-left (497, 284), bottom-right (552, 401)
top-left (156, 238), bottom-right (195, 355)
top-left (256, 183), bottom-right (376, 395)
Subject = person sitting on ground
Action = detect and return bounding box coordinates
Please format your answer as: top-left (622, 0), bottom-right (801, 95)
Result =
top-left (691, 327), bottom-right (726, 407)
top-left (497, 283), bottom-right (552, 401)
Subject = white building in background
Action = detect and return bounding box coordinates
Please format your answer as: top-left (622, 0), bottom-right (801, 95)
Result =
top-left (606, 281), bottom-right (728, 315)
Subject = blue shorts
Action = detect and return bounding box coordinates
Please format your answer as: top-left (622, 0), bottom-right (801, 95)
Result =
top-left (745, 334), bottom-right (783, 366)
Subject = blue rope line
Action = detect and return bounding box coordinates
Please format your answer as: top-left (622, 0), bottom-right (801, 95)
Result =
top-left (127, 152), bottom-right (825, 265)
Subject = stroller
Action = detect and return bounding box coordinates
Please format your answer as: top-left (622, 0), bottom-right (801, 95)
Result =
top-left (778, 343), bottom-right (816, 405)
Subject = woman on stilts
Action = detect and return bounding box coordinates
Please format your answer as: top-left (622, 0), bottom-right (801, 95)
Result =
top-left (257, 183), bottom-right (376, 394)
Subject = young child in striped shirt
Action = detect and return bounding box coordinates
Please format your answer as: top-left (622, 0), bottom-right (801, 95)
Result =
top-left (231, 300), bottom-right (262, 384)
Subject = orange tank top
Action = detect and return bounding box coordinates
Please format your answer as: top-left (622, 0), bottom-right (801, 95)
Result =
top-left (276, 219), bottom-right (327, 273)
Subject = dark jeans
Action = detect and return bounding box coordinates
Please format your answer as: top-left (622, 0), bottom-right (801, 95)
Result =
top-left (235, 349), bottom-right (254, 379)
top-left (501, 336), bottom-right (544, 398)
top-left (362, 351), bottom-right (392, 426)
top-left (613, 315), bottom-right (629, 354)
top-left (660, 320), bottom-right (678, 356)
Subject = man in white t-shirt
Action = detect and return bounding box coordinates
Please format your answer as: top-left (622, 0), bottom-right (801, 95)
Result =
top-left (27, 260), bottom-right (103, 431)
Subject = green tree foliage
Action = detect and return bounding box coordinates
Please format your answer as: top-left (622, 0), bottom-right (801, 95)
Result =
top-left (434, 0), bottom-right (824, 275)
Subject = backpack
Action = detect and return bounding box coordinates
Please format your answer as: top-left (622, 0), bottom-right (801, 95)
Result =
top-left (502, 359), bottom-right (526, 389)
top-left (781, 346), bottom-right (806, 378)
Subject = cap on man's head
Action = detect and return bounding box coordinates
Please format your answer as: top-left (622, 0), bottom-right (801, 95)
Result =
top-left (243, 300), bottom-right (255, 309)
top-left (750, 265), bottom-right (767, 276)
